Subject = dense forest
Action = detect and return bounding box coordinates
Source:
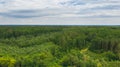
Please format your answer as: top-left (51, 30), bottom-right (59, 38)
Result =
top-left (0, 26), bottom-right (120, 67)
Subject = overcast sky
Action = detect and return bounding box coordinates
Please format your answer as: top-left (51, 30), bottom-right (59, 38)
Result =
top-left (0, 0), bottom-right (120, 25)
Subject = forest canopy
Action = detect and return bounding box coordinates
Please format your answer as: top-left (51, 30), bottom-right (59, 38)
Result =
top-left (0, 26), bottom-right (120, 67)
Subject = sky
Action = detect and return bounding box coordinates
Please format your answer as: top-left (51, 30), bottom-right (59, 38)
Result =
top-left (0, 0), bottom-right (120, 25)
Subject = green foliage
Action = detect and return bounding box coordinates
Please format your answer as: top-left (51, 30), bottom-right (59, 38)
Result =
top-left (102, 51), bottom-right (119, 61)
top-left (0, 57), bottom-right (16, 67)
top-left (0, 26), bottom-right (120, 67)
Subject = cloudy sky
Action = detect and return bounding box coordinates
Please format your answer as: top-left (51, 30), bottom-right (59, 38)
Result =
top-left (0, 0), bottom-right (120, 25)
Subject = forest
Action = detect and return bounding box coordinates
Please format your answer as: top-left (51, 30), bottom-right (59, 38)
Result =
top-left (0, 25), bottom-right (120, 67)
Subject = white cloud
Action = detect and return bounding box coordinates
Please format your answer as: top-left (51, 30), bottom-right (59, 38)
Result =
top-left (0, 0), bottom-right (120, 25)
top-left (1, 0), bottom-right (120, 11)
top-left (0, 0), bottom-right (69, 11)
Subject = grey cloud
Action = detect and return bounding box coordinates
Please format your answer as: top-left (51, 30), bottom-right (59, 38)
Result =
top-left (87, 5), bottom-right (120, 10)
top-left (0, 8), bottom-right (78, 18)
top-left (0, 0), bottom-right (120, 19)
top-left (0, 9), bottom-right (60, 18)
top-left (0, 12), bottom-right (40, 18)
top-left (60, 0), bottom-right (120, 6)
top-left (11, 10), bottom-right (39, 13)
